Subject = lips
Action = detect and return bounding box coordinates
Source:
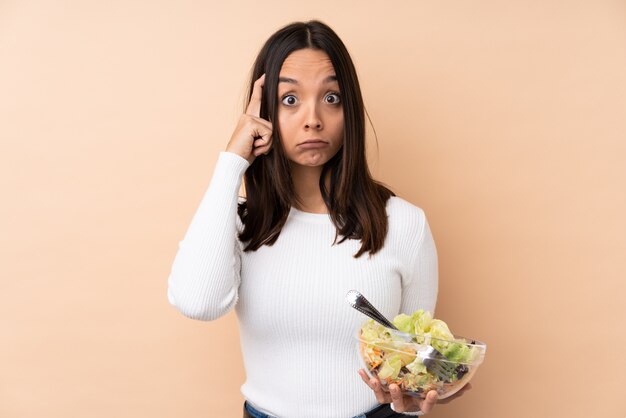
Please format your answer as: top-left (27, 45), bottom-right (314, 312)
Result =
top-left (298, 139), bottom-right (329, 149)
top-left (300, 138), bottom-right (327, 145)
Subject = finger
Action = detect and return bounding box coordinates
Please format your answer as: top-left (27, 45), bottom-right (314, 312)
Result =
top-left (358, 370), bottom-right (390, 404)
top-left (249, 125), bottom-right (272, 143)
top-left (253, 144), bottom-right (272, 157)
top-left (253, 138), bottom-right (266, 148)
top-left (371, 377), bottom-right (389, 404)
top-left (253, 144), bottom-right (271, 156)
top-left (367, 374), bottom-right (389, 404)
top-left (419, 390), bottom-right (438, 414)
top-left (253, 132), bottom-right (269, 145)
top-left (245, 74), bottom-right (266, 117)
top-left (358, 370), bottom-right (383, 402)
top-left (249, 115), bottom-right (272, 129)
top-left (252, 132), bottom-right (272, 155)
top-left (358, 369), bottom-right (371, 386)
top-left (389, 383), bottom-right (406, 413)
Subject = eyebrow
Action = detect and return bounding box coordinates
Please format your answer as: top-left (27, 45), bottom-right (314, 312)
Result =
top-left (278, 75), bottom-right (338, 84)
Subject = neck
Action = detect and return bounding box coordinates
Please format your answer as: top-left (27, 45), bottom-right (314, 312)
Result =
top-left (290, 164), bottom-right (328, 214)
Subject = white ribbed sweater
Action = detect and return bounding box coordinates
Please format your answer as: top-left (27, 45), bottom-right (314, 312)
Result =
top-left (167, 152), bottom-right (438, 418)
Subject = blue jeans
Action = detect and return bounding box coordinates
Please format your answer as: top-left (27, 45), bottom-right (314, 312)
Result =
top-left (244, 401), bottom-right (275, 418)
top-left (243, 400), bottom-right (393, 418)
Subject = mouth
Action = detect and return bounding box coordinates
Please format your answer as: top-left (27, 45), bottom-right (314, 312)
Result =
top-left (297, 139), bottom-right (329, 149)
top-left (299, 138), bottom-right (328, 145)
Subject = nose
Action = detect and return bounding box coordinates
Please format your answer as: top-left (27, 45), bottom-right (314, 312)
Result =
top-left (304, 102), bottom-right (322, 130)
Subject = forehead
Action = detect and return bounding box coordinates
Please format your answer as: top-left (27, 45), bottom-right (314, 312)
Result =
top-left (279, 49), bottom-right (336, 78)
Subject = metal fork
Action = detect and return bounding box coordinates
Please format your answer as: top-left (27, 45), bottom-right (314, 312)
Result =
top-left (346, 289), bottom-right (460, 382)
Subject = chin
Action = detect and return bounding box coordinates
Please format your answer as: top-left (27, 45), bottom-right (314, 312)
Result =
top-left (292, 155), bottom-right (332, 167)
top-left (289, 149), bottom-right (340, 167)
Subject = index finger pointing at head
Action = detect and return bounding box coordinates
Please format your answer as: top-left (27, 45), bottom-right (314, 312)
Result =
top-left (245, 73), bottom-right (266, 117)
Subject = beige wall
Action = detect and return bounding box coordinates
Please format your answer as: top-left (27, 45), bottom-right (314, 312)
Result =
top-left (2, 1), bottom-right (625, 417)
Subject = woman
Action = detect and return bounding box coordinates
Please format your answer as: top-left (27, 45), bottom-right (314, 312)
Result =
top-left (167, 20), bottom-right (467, 417)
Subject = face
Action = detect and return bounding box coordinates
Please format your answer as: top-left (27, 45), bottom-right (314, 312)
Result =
top-left (276, 48), bottom-right (344, 168)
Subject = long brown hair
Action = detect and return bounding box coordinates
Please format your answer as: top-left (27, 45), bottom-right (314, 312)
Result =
top-left (237, 20), bottom-right (394, 258)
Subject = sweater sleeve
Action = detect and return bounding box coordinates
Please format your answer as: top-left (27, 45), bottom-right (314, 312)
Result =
top-left (399, 212), bottom-right (439, 316)
top-left (166, 151), bottom-right (250, 321)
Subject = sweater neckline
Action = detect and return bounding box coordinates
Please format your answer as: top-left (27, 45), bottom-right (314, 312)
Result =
top-left (288, 207), bottom-right (332, 224)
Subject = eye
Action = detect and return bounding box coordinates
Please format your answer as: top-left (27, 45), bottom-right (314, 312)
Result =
top-left (281, 95), bottom-right (298, 106)
top-left (324, 92), bottom-right (341, 104)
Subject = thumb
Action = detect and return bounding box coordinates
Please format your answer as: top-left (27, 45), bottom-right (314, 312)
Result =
top-left (419, 390), bottom-right (438, 413)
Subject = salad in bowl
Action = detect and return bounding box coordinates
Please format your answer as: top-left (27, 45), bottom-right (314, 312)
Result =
top-left (356, 309), bottom-right (486, 399)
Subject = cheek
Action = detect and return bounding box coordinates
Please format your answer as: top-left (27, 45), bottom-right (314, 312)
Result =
top-left (277, 113), bottom-right (293, 137)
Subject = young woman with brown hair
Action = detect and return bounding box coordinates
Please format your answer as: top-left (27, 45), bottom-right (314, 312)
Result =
top-left (167, 20), bottom-right (468, 417)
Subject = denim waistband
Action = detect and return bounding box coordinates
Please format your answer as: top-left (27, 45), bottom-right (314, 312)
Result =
top-left (243, 400), bottom-right (398, 418)
top-left (244, 400), bottom-right (276, 418)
